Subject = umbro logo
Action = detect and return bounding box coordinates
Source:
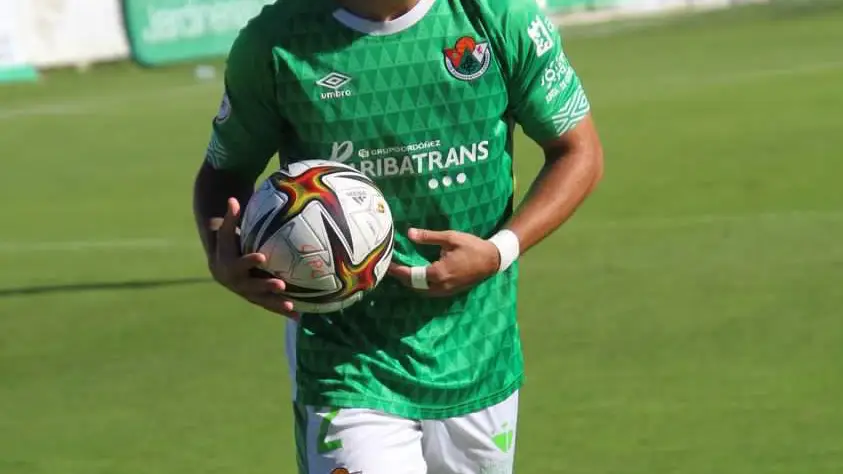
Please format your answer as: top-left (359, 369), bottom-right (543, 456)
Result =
top-left (317, 72), bottom-right (351, 90)
top-left (317, 72), bottom-right (353, 100)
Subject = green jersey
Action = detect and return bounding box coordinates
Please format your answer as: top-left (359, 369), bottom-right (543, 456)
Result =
top-left (206, 0), bottom-right (590, 419)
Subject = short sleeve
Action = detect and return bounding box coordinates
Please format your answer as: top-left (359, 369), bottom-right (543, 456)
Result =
top-left (205, 24), bottom-right (285, 180)
top-left (502, 3), bottom-right (591, 144)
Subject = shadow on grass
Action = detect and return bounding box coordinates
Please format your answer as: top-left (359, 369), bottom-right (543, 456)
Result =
top-left (0, 277), bottom-right (211, 298)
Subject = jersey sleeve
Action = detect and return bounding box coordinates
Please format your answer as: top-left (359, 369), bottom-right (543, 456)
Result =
top-left (501, 2), bottom-right (591, 144)
top-left (205, 23), bottom-right (284, 180)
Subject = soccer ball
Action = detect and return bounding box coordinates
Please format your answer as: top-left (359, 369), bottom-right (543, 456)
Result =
top-left (240, 159), bottom-right (394, 314)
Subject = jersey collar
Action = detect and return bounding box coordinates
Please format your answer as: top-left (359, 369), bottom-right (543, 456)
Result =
top-left (333, 0), bottom-right (436, 36)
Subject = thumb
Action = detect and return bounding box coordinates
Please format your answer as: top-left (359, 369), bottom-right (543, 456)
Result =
top-left (217, 198), bottom-right (241, 256)
top-left (408, 228), bottom-right (455, 247)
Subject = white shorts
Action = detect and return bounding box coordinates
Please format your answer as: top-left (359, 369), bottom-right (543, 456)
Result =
top-left (285, 321), bottom-right (519, 474)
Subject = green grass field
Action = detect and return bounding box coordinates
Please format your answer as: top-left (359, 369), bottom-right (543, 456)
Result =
top-left (2, 4), bottom-right (842, 473)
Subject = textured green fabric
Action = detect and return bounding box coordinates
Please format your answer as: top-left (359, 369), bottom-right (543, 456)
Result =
top-left (206, 0), bottom-right (589, 419)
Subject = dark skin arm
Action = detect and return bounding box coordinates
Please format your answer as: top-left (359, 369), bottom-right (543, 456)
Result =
top-left (389, 114), bottom-right (604, 295)
top-left (193, 161), bottom-right (297, 317)
top-left (193, 161), bottom-right (253, 259)
top-left (507, 113), bottom-right (604, 252)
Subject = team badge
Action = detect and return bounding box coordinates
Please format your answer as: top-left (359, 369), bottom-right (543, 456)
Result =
top-left (444, 36), bottom-right (491, 81)
top-left (214, 93), bottom-right (231, 124)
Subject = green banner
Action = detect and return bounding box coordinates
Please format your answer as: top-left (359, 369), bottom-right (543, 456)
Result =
top-left (0, 66), bottom-right (38, 84)
top-left (0, 0), bottom-right (37, 83)
top-left (122, 0), bottom-right (274, 66)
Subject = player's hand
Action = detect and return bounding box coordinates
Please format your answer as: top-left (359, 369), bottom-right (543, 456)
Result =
top-left (387, 228), bottom-right (500, 297)
top-left (210, 198), bottom-right (300, 320)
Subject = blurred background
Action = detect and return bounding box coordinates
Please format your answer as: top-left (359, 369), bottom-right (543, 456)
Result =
top-left (1, 0), bottom-right (842, 473)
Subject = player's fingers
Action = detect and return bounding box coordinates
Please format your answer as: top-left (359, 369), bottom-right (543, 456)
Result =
top-left (425, 262), bottom-right (445, 285)
top-left (387, 263), bottom-right (413, 287)
top-left (282, 302), bottom-right (302, 322)
top-left (233, 252), bottom-right (267, 273)
top-left (216, 198), bottom-right (241, 258)
top-left (424, 265), bottom-right (464, 297)
top-left (408, 228), bottom-right (456, 247)
top-left (237, 276), bottom-right (286, 295)
top-left (424, 263), bottom-right (459, 294)
top-left (389, 263), bottom-right (432, 291)
top-left (246, 293), bottom-right (299, 320)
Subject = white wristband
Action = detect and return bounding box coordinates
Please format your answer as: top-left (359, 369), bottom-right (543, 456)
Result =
top-left (488, 229), bottom-right (520, 273)
top-left (410, 266), bottom-right (429, 290)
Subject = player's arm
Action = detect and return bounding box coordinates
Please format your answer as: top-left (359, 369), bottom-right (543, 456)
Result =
top-left (192, 25), bottom-right (296, 317)
top-left (503, 117), bottom-right (602, 256)
top-left (389, 3), bottom-right (602, 295)
top-left (194, 164), bottom-right (254, 260)
top-left (501, 8), bottom-right (603, 255)
top-left (505, 116), bottom-right (602, 251)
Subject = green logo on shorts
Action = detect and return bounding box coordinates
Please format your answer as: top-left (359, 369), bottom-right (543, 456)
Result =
top-left (317, 409), bottom-right (343, 454)
top-left (491, 423), bottom-right (514, 453)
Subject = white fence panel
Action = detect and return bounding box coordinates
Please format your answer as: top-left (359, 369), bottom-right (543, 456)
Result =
top-left (23, 0), bottom-right (130, 68)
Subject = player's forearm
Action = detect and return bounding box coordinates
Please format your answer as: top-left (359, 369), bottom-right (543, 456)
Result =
top-left (505, 119), bottom-right (604, 254)
top-left (192, 161), bottom-right (255, 262)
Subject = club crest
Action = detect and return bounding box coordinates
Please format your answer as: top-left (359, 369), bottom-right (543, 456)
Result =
top-left (444, 36), bottom-right (491, 81)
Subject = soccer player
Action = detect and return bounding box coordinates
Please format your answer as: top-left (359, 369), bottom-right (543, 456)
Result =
top-left (193, 0), bottom-right (603, 472)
